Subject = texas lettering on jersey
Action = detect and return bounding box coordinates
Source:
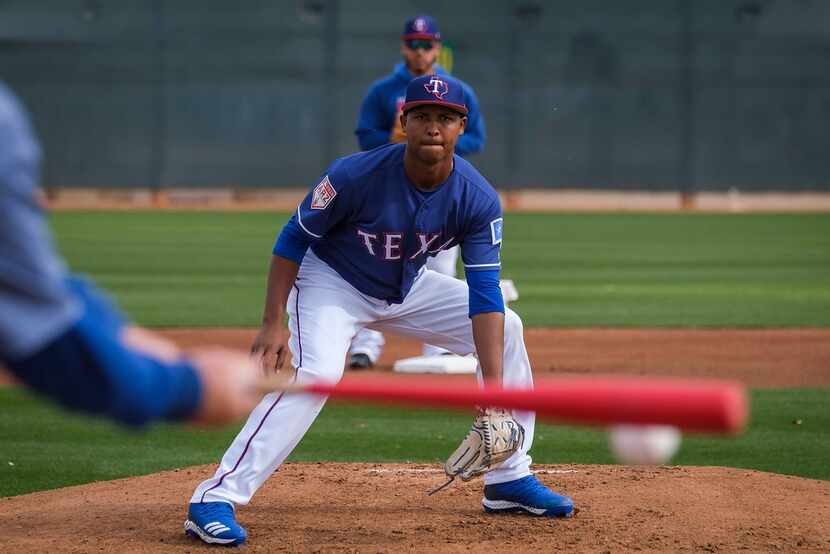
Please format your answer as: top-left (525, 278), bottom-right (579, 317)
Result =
top-left (291, 144), bottom-right (502, 303)
top-left (356, 229), bottom-right (455, 261)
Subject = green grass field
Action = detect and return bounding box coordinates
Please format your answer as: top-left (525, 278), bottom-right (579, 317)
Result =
top-left (51, 211), bottom-right (830, 327)
top-left (2, 211), bottom-right (828, 498)
top-left (2, 387), bottom-right (827, 497)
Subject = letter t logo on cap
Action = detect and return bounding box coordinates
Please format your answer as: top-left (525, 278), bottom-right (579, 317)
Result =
top-left (424, 77), bottom-right (449, 99)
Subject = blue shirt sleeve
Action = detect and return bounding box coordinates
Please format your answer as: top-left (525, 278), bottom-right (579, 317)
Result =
top-left (0, 83), bottom-right (204, 427)
top-left (5, 277), bottom-right (202, 427)
top-left (273, 217), bottom-right (314, 264)
top-left (0, 83), bottom-right (82, 360)
top-left (293, 164), bottom-right (354, 240)
top-left (466, 269), bottom-right (504, 317)
top-left (460, 197), bottom-right (502, 273)
top-left (355, 85), bottom-right (392, 151)
top-left (455, 84), bottom-right (486, 157)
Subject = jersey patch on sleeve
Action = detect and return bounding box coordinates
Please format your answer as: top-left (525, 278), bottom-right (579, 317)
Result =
top-left (310, 175), bottom-right (337, 210)
top-left (490, 217), bottom-right (503, 245)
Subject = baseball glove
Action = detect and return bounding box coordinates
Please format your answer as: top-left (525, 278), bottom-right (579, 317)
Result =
top-left (429, 407), bottom-right (525, 494)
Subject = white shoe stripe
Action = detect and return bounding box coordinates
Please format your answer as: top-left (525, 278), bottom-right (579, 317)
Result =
top-left (482, 498), bottom-right (547, 515)
top-left (204, 522), bottom-right (232, 534)
top-left (184, 520), bottom-right (237, 545)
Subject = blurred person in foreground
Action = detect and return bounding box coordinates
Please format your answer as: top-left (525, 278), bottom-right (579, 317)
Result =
top-left (349, 14), bottom-right (487, 369)
top-left (0, 82), bottom-right (261, 427)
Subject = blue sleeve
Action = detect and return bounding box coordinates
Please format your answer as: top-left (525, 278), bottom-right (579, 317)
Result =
top-left (64, 276), bottom-right (125, 329)
top-left (455, 85), bottom-right (486, 157)
top-left (466, 269), bottom-right (504, 317)
top-left (355, 85), bottom-right (392, 151)
top-left (5, 277), bottom-right (202, 427)
top-left (0, 86), bottom-right (203, 427)
top-left (293, 164), bottom-right (353, 239)
top-left (273, 217), bottom-right (314, 264)
top-left (0, 83), bottom-right (82, 361)
top-left (461, 197), bottom-right (502, 273)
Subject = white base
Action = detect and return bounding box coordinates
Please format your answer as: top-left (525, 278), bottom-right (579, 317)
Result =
top-left (392, 354), bottom-right (478, 374)
top-left (499, 279), bottom-right (519, 303)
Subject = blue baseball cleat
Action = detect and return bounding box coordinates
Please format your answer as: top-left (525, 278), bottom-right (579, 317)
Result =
top-left (184, 501), bottom-right (247, 546)
top-left (482, 475), bottom-right (574, 517)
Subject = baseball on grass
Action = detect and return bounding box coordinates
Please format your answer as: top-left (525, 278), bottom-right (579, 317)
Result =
top-left (608, 425), bottom-right (682, 465)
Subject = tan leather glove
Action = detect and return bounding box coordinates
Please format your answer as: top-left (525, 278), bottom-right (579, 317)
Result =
top-left (430, 407), bottom-right (525, 494)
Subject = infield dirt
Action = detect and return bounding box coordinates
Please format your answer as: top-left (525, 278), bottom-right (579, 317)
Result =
top-left (2, 327), bottom-right (829, 552)
top-left (158, 327), bottom-right (830, 388)
top-left (2, 463), bottom-right (829, 552)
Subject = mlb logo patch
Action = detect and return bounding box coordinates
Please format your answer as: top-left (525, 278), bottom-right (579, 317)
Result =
top-left (311, 175), bottom-right (336, 210)
top-left (490, 218), bottom-right (503, 245)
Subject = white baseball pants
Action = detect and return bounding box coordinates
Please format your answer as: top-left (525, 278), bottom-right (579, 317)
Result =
top-left (191, 249), bottom-right (535, 507)
top-left (350, 245), bottom-right (459, 360)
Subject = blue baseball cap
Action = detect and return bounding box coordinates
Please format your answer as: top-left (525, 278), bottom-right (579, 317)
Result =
top-left (402, 15), bottom-right (441, 41)
top-left (401, 74), bottom-right (468, 116)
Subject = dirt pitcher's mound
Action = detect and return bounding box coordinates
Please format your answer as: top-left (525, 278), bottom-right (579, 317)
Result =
top-left (2, 463), bottom-right (828, 553)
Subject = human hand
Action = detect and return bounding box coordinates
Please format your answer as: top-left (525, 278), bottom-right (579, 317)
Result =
top-left (188, 347), bottom-right (262, 425)
top-left (250, 323), bottom-right (289, 374)
top-left (121, 326), bottom-right (181, 363)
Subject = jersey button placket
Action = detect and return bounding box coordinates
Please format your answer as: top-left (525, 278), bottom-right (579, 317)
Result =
top-left (411, 203), bottom-right (427, 267)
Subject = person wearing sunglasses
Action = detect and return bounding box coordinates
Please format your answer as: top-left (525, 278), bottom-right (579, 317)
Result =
top-left (350, 15), bottom-right (488, 371)
top-left (355, 15), bottom-right (485, 156)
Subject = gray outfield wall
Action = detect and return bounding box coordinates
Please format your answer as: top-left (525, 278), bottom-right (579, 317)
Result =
top-left (1, 0), bottom-right (828, 191)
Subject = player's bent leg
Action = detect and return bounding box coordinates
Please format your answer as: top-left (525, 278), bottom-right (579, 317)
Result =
top-left (187, 253), bottom-right (370, 544)
top-left (424, 245), bottom-right (459, 277)
top-left (420, 247), bottom-right (460, 357)
top-left (480, 309), bottom-right (573, 517)
top-left (375, 270), bottom-right (574, 517)
top-left (376, 272), bottom-right (535, 470)
top-left (190, 384), bottom-right (336, 506)
top-left (186, 365), bottom-right (350, 545)
top-left (421, 342), bottom-right (452, 356)
top-left (190, 292), bottom-right (358, 508)
top-left (481, 308), bottom-right (534, 483)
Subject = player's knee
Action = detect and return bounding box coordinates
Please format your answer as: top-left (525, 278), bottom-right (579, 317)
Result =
top-left (295, 363), bottom-right (344, 385)
top-left (503, 308), bottom-right (524, 341)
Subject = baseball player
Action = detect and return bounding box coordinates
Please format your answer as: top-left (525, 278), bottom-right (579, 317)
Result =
top-left (184, 74), bottom-right (573, 547)
top-left (0, 82), bottom-right (261, 427)
top-left (350, 14), bottom-right (487, 368)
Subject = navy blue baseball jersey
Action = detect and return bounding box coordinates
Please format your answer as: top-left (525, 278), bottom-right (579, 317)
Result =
top-left (277, 143), bottom-right (502, 305)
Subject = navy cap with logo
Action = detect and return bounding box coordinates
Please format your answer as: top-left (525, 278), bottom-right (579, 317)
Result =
top-left (402, 15), bottom-right (441, 41)
top-left (401, 74), bottom-right (468, 116)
